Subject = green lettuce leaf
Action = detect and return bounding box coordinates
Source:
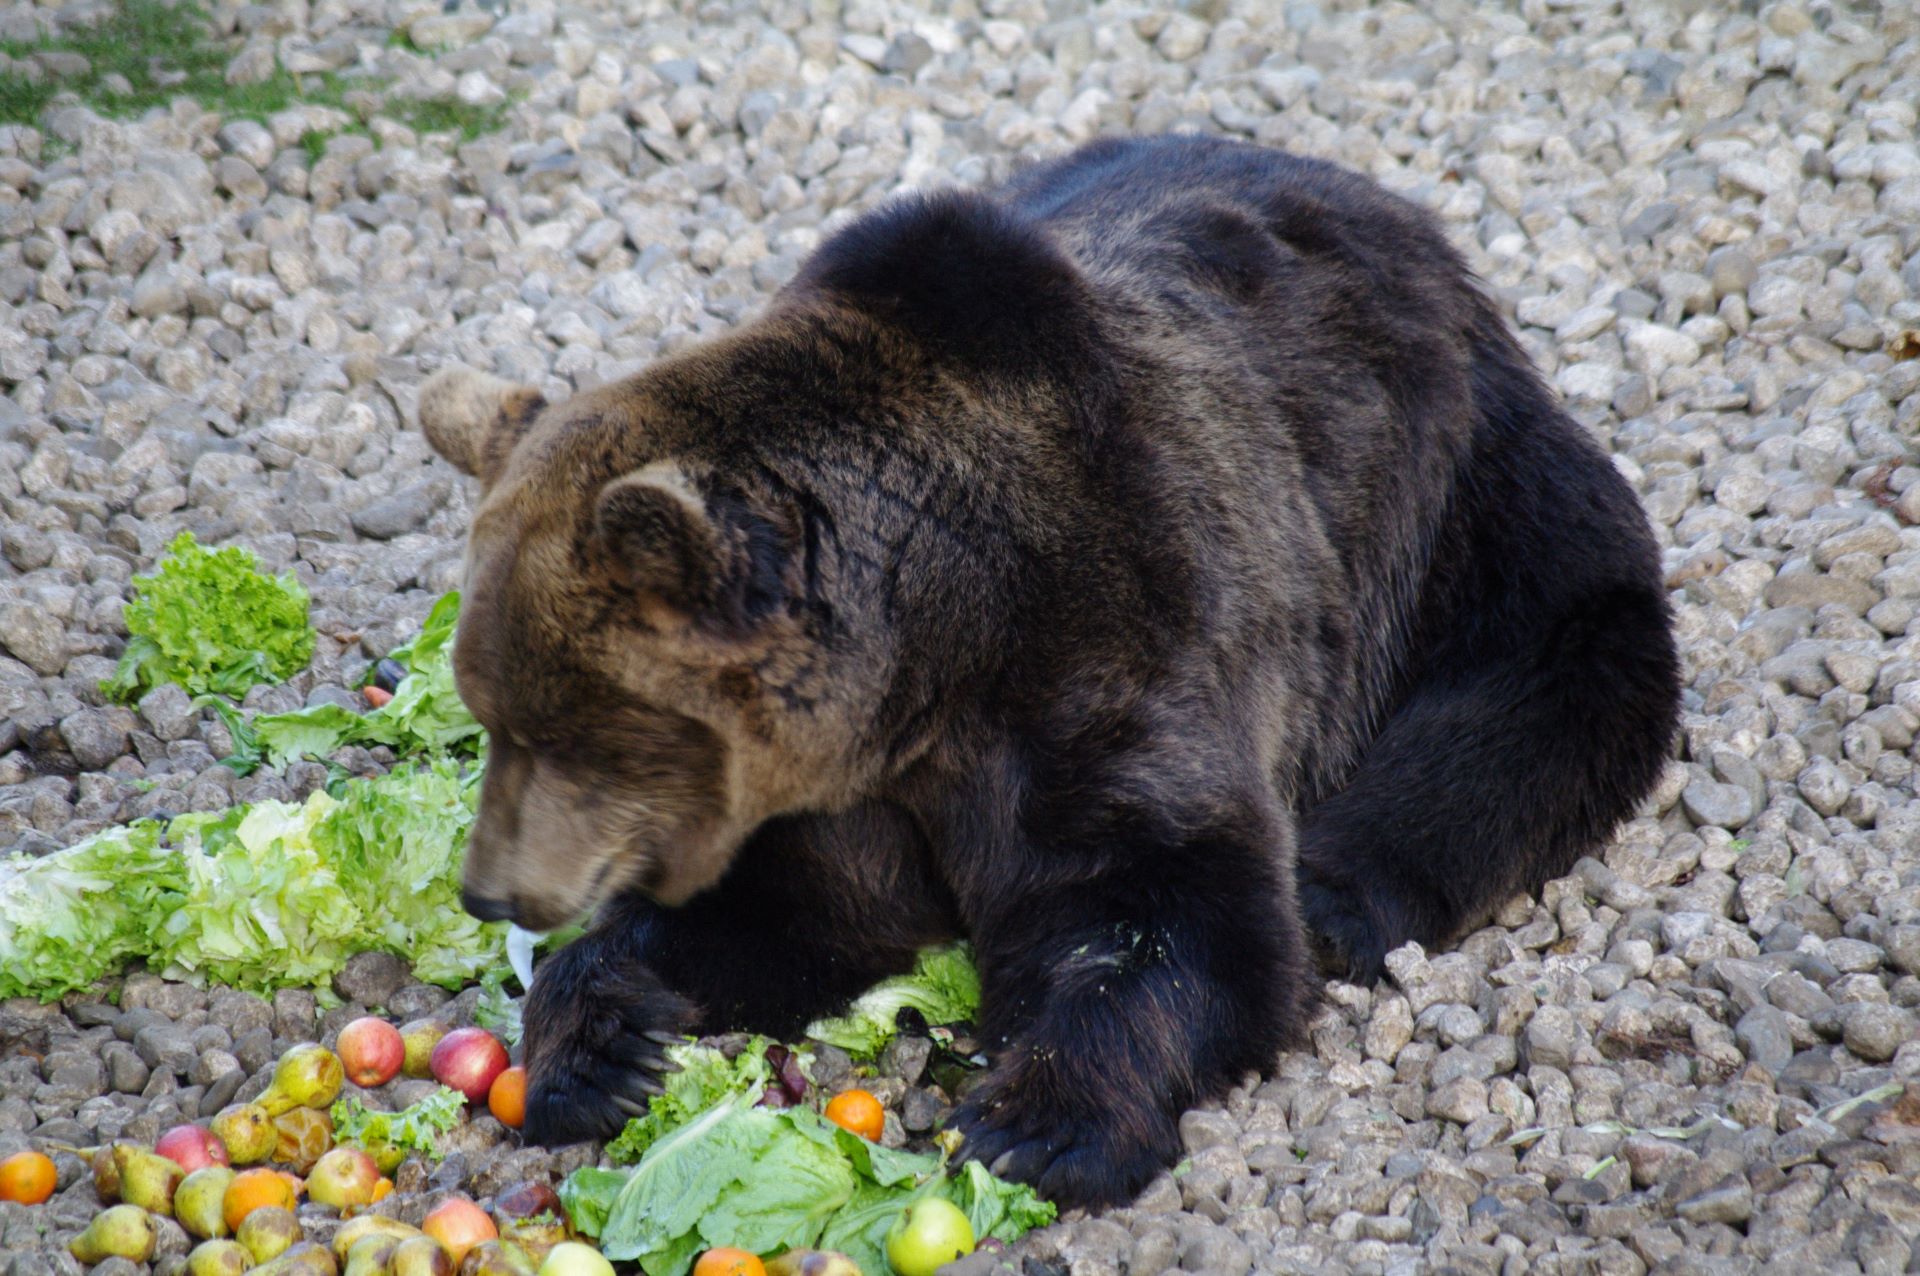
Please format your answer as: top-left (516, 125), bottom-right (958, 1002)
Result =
top-left (197, 697), bottom-right (265, 777)
top-left (805, 943), bottom-right (982, 1058)
top-left (606, 1038), bottom-right (773, 1164)
top-left (693, 1118), bottom-right (856, 1258)
top-left (950, 1158), bottom-right (1058, 1241)
top-left (250, 592), bottom-right (483, 766)
top-left (565, 1035), bottom-right (1053, 1276)
top-left (0, 822), bottom-right (185, 1000)
top-left (253, 705), bottom-right (364, 766)
top-left (600, 1096), bottom-right (772, 1267)
top-left (558, 1168), bottom-right (630, 1239)
top-left (300, 760), bottom-right (505, 988)
top-left (102, 531), bottom-right (315, 703)
top-left (154, 793), bottom-right (366, 988)
top-left (331, 1086), bottom-right (467, 1161)
top-left (0, 758), bottom-right (507, 1003)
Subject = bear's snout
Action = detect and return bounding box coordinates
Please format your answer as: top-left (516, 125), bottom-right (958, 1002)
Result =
top-left (460, 885), bottom-right (517, 924)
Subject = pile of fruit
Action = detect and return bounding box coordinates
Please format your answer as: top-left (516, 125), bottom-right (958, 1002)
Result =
top-left (0, 1007), bottom-right (994, 1276)
top-left (0, 1013), bottom-right (584, 1276)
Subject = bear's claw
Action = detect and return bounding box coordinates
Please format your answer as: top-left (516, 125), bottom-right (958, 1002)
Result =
top-left (949, 1075), bottom-right (1175, 1210)
top-left (518, 933), bottom-right (698, 1146)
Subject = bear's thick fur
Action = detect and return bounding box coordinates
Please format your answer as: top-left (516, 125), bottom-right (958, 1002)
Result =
top-left (421, 136), bottom-right (1680, 1209)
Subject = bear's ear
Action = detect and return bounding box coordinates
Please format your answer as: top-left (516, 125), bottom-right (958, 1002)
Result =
top-left (792, 189), bottom-right (1096, 377)
top-left (593, 464), bottom-right (790, 631)
top-left (417, 365), bottom-right (548, 489)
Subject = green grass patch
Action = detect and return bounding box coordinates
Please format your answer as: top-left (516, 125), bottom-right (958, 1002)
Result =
top-left (386, 93), bottom-right (512, 143)
top-left (0, 0), bottom-right (510, 152)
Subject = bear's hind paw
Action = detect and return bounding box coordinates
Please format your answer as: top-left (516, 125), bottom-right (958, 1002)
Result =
top-left (1300, 875), bottom-right (1394, 986)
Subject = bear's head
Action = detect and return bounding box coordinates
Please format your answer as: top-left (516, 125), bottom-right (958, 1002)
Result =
top-left (417, 356), bottom-right (896, 930)
top-left (421, 189), bottom-right (1104, 930)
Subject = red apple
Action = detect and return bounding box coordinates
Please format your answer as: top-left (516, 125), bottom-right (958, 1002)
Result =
top-left (336, 1016), bottom-right (406, 1088)
top-left (306, 1146), bottom-right (381, 1211)
top-left (155, 1124), bottom-right (230, 1174)
top-left (422, 1197), bottom-right (496, 1265)
top-left (429, 1027), bottom-right (509, 1103)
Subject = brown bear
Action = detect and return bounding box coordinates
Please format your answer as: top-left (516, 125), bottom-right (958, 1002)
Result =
top-left (419, 135), bottom-right (1680, 1210)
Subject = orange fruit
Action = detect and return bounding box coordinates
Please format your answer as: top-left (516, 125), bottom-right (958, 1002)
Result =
top-left (223, 1166), bottom-right (297, 1231)
top-left (372, 1176), bottom-right (393, 1202)
top-left (823, 1089), bottom-right (885, 1142)
top-left (693, 1248), bottom-right (766, 1276)
top-left (0, 1150), bottom-right (56, 1205)
top-left (488, 1065), bottom-right (527, 1129)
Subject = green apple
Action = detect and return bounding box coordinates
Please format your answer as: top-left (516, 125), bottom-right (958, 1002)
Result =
top-left (884, 1197), bottom-right (974, 1276)
top-left (537, 1242), bottom-right (616, 1276)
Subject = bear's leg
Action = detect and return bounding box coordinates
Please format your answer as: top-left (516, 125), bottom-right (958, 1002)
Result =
top-left (522, 801), bottom-right (953, 1144)
top-left (1298, 581), bottom-right (1677, 983)
top-left (950, 813), bottom-right (1306, 1209)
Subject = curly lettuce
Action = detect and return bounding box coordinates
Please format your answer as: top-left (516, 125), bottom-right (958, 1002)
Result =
top-left (332, 1086), bottom-right (467, 1162)
top-left (102, 531), bottom-right (315, 702)
top-left (0, 761), bottom-right (506, 1002)
top-left (0, 822), bottom-right (185, 1000)
top-left (805, 943), bottom-right (982, 1058)
top-left (251, 592), bottom-right (483, 766)
top-left (606, 1039), bottom-right (777, 1165)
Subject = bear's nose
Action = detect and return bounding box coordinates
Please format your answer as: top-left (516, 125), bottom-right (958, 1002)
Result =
top-left (461, 886), bottom-right (517, 923)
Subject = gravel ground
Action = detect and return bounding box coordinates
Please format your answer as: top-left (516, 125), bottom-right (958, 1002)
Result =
top-left (3, 0), bottom-right (1920, 1273)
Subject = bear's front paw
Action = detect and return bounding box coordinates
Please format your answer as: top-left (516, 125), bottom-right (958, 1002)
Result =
top-left (519, 942), bottom-right (699, 1146)
top-left (950, 1068), bottom-right (1177, 1211)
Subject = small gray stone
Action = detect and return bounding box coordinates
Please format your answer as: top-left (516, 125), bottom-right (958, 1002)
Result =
top-left (232, 1028), bottom-right (276, 1076)
top-left (1178, 1224), bottom-right (1252, 1276)
top-left (838, 33), bottom-right (887, 67)
top-left (101, 1041), bottom-right (150, 1095)
top-left (881, 33), bottom-right (934, 76)
top-left (202, 1062), bottom-right (246, 1113)
top-left (1179, 1108), bottom-right (1239, 1154)
top-left (332, 950), bottom-right (408, 1008)
top-left (1681, 776), bottom-right (1755, 830)
top-left (1706, 247), bottom-right (1757, 299)
top-left (1797, 757), bottom-right (1852, 817)
top-left (1885, 925), bottom-right (1920, 977)
top-left (272, 988), bottom-right (319, 1040)
top-left (209, 989), bottom-right (274, 1038)
top-left (130, 266), bottom-right (189, 318)
top-left (879, 1034), bottom-right (932, 1086)
top-left (1735, 1004), bottom-right (1794, 1073)
top-left (58, 707), bottom-right (132, 770)
top-left (138, 684), bottom-right (197, 742)
top-left (900, 1086), bottom-right (946, 1133)
top-left (1674, 1175), bottom-right (1753, 1224)
top-left (1623, 203), bottom-right (1677, 240)
top-left (386, 982), bottom-right (454, 1020)
top-left (1524, 1004), bottom-right (1578, 1070)
top-left (1426, 1077), bottom-right (1490, 1124)
top-left (1840, 1004), bottom-right (1912, 1063)
top-left (133, 1023), bottom-right (197, 1075)
top-left (350, 479), bottom-right (447, 540)
top-left (190, 1049), bottom-right (241, 1089)
top-left (0, 603), bottom-right (67, 674)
